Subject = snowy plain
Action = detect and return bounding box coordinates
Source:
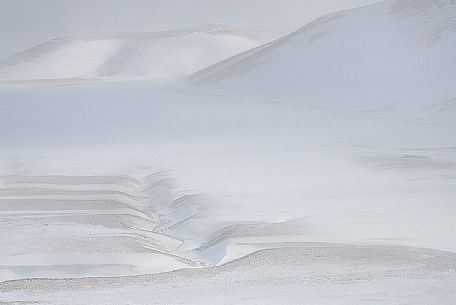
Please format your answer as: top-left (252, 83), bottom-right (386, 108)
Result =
top-left (1, 0), bottom-right (456, 304)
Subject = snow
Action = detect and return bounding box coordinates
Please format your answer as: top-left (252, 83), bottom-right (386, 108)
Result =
top-left (0, 0), bottom-right (456, 304)
top-left (189, 0), bottom-right (456, 111)
top-left (2, 246), bottom-right (456, 305)
top-left (0, 25), bottom-right (264, 82)
top-left (0, 0), bottom-right (379, 58)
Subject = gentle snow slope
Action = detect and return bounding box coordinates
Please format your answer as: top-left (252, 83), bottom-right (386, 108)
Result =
top-left (0, 25), bottom-right (263, 82)
top-left (3, 246), bottom-right (456, 305)
top-left (190, 0), bottom-right (456, 111)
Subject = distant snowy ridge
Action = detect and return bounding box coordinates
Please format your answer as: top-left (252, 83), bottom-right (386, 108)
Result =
top-left (0, 0), bottom-right (381, 59)
top-left (0, 24), bottom-right (269, 82)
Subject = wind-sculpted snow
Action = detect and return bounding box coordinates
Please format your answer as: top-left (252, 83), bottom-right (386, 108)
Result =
top-left (1, 0), bottom-right (456, 304)
top-left (0, 173), bottom-right (205, 281)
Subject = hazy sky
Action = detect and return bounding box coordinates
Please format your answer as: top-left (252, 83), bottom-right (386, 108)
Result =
top-left (0, 0), bottom-right (379, 58)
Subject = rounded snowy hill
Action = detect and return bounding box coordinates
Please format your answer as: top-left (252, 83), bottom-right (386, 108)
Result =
top-left (0, 25), bottom-right (266, 82)
top-left (0, 0), bottom-right (379, 59)
top-left (190, 0), bottom-right (456, 110)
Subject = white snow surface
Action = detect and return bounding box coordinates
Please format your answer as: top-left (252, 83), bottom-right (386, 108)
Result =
top-left (1, 0), bottom-right (456, 304)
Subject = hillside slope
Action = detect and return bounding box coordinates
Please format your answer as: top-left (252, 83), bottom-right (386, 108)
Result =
top-left (190, 0), bottom-right (456, 111)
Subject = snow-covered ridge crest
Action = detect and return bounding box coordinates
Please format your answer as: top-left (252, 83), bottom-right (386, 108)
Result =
top-left (0, 24), bottom-right (270, 83)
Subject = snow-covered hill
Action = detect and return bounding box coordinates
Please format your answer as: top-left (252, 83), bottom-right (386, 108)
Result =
top-left (0, 25), bottom-right (264, 82)
top-left (190, 0), bottom-right (456, 111)
top-left (0, 0), bottom-right (379, 58)
top-left (1, 1), bottom-right (456, 304)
